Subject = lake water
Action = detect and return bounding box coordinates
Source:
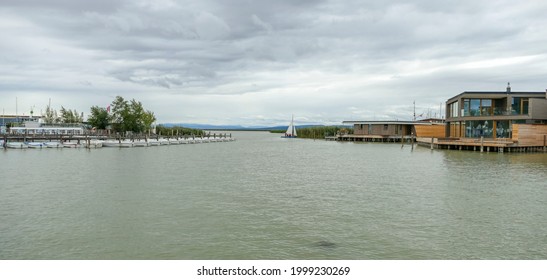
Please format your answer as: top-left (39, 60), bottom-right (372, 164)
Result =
top-left (1, 131), bottom-right (547, 259)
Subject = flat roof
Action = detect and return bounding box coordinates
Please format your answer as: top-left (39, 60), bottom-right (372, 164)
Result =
top-left (447, 91), bottom-right (546, 102)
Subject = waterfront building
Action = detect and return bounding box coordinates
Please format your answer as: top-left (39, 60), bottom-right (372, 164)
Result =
top-left (340, 120), bottom-right (445, 142)
top-left (7, 121), bottom-right (84, 135)
top-left (445, 84), bottom-right (547, 139)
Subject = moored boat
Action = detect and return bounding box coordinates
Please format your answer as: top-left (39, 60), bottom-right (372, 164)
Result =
top-left (26, 142), bottom-right (45, 149)
top-left (44, 141), bottom-right (63, 148)
top-left (103, 140), bottom-right (133, 148)
top-left (63, 142), bottom-right (80, 148)
top-left (83, 140), bottom-right (103, 148)
top-left (148, 140), bottom-right (160, 146)
top-left (132, 140), bottom-right (149, 147)
top-left (6, 142), bottom-right (28, 149)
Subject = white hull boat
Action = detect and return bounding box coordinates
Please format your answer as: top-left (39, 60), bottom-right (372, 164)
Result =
top-left (63, 142), bottom-right (80, 148)
top-left (7, 142), bottom-right (28, 149)
top-left (132, 140), bottom-right (149, 147)
top-left (103, 140), bottom-right (133, 148)
top-left (148, 140), bottom-right (160, 146)
top-left (26, 142), bottom-right (45, 149)
top-left (84, 140), bottom-right (103, 148)
top-left (44, 142), bottom-right (63, 148)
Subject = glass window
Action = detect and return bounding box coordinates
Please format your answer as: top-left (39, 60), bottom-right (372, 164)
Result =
top-left (465, 120), bottom-right (493, 138)
top-left (512, 97), bottom-right (521, 114)
top-left (495, 121), bottom-right (510, 138)
top-left (481, 99), bottom-right (492, 116)
top-left (494, 99), bottom-right (505, 115)
top-left (470, 99), bottom-right (480, 116)
top-left (463, 99), bottom-right (470, 116)
top-left (451, 101), bottom-right (459, 117)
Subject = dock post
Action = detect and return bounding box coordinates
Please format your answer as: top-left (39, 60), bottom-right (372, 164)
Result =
top-left (480, 137), bottom-right (484, 153)
top-left (544, 135), bottom-right (546, 152)
top-left (430, 138), bottom-right (434, 150)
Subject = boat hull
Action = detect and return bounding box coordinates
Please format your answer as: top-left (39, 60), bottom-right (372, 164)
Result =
top-left (44, 142), bottom-right (63, 148)
top-left (7, 142), bottom-right (28, 149)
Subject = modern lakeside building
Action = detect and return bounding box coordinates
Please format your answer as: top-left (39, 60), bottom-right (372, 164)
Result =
top-left (340, 84), bottom-right (547, 151)
top-left (445, 83), bottom-right (547, 139)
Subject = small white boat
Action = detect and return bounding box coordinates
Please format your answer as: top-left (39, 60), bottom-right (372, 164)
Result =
top-left (103, 140), bottom-right (133, 148)
top-left (7, 142), bottom-right (28, 149)
top-left (102, 140), bottom-right (120, 147)
top-left (179, 138), bottom-right (189, 144)
top-left (0, 140), bottom-right (3, 148)
top-left (159, 138), bottom-right (170, 145)
top-left (26, 142), bottom-right (45, 149)
top-left (44, 141), bottom-right (63, 148)
top-left (169, 138), bottom-right (180, 145)
top-left (83, 140), bottom-right (103, 148)
top-left (132, 140), bottom-right (149, 147)
top-left (148, 140), bottom-right (160, 146)
top-left (63, 142), bottom-right (80, 148)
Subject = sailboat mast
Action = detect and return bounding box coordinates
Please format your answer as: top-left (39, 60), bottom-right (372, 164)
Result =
top-left (292, 115), bottom-right (294, 135)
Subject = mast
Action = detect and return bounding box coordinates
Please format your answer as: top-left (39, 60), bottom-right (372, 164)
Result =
top-left (413, 101), bottom-right (416, 121)
top-left (292, 115), bottom-right (295, 135)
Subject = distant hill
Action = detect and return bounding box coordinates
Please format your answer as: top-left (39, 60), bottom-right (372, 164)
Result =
top-left (160, 123), bottom-right (347, 131)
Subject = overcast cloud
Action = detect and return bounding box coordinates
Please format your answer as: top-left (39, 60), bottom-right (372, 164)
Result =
top-left (1, 0), bottom-right (547, 126)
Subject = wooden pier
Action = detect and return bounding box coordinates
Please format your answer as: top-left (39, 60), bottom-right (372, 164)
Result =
top-left (334, 134), bottom-right (415, 143)
top-left (328, 134), bottom-right (547, 153)
top-left (417, 137), bottom-right (547, 153)
top-left (1, 132), bottom-right (233, 148)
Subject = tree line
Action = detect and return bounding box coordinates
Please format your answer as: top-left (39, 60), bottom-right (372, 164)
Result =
top-left (273, 126), bottom-right (353, 139)
top-left (87, 96), bottom-right (156, 134)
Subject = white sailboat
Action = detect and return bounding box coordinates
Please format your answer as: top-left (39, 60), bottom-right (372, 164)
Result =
top-left (281, 115), bottom-right (297, 138)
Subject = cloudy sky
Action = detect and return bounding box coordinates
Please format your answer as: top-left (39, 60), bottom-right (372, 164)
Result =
top-left (1, 0), bottom-right (547, 126)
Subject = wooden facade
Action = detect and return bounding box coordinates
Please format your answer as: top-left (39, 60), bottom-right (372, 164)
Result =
top-left (352, 123), bottom-right (413, 136)
top-left (414, 124), bottom-right (445, 138)
top-left (512, 124), bottom-right (547, 146)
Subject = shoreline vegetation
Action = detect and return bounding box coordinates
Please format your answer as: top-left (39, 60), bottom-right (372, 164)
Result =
top-left (271, 126), bottom-right (353, 139)
top-left (156, 125), bottom-right (205, 136)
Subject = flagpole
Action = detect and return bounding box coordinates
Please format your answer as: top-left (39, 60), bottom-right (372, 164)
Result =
top-left (413, 101), bottom-right (416, 121)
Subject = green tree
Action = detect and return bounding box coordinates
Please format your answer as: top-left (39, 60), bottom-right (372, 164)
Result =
top-left (43, 105), bottom-right (60, 124)
top-left (107, 96), bottom-right (156, 134)
top-left (110, 96), bottom-right (128, 132)
top-left (88, 106), bottom-right (110, 129)
top-left (142, 110), bottom-right (156, 134)
top-left (59, 106), bottom-right (83, 124)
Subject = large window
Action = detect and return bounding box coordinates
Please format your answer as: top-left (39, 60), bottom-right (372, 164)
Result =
top-left (463, 99), bottom-right (470, 116)
top-left (512, 97), bottom-right (529, 115)
top-left (465, 120), bottom-right (493, 138)
top-left (470, 99), bottom-right (480, 116)
top-left (481, 99), bottom-right (492, 116)
top-left (495, 121), bottom-right (510, 138)
top-left (462, 99), bottom-right (495, 116)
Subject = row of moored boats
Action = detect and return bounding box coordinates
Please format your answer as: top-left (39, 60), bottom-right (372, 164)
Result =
top-left (0, 137), bottom-right (235, 149)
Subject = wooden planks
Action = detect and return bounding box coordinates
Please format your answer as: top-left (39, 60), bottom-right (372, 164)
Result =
top-left (513, 124), bottom-right (547, 146)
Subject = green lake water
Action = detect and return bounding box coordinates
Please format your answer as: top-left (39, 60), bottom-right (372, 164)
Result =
top-left (1, 131), bottom-right (546, 259)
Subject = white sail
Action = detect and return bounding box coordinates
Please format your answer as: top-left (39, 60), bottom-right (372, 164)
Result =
top-left (284, 115), bottom-right (297, 137)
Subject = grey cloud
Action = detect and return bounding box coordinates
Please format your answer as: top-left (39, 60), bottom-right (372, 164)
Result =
top-left (1, 0), bottom-right (547, 125)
